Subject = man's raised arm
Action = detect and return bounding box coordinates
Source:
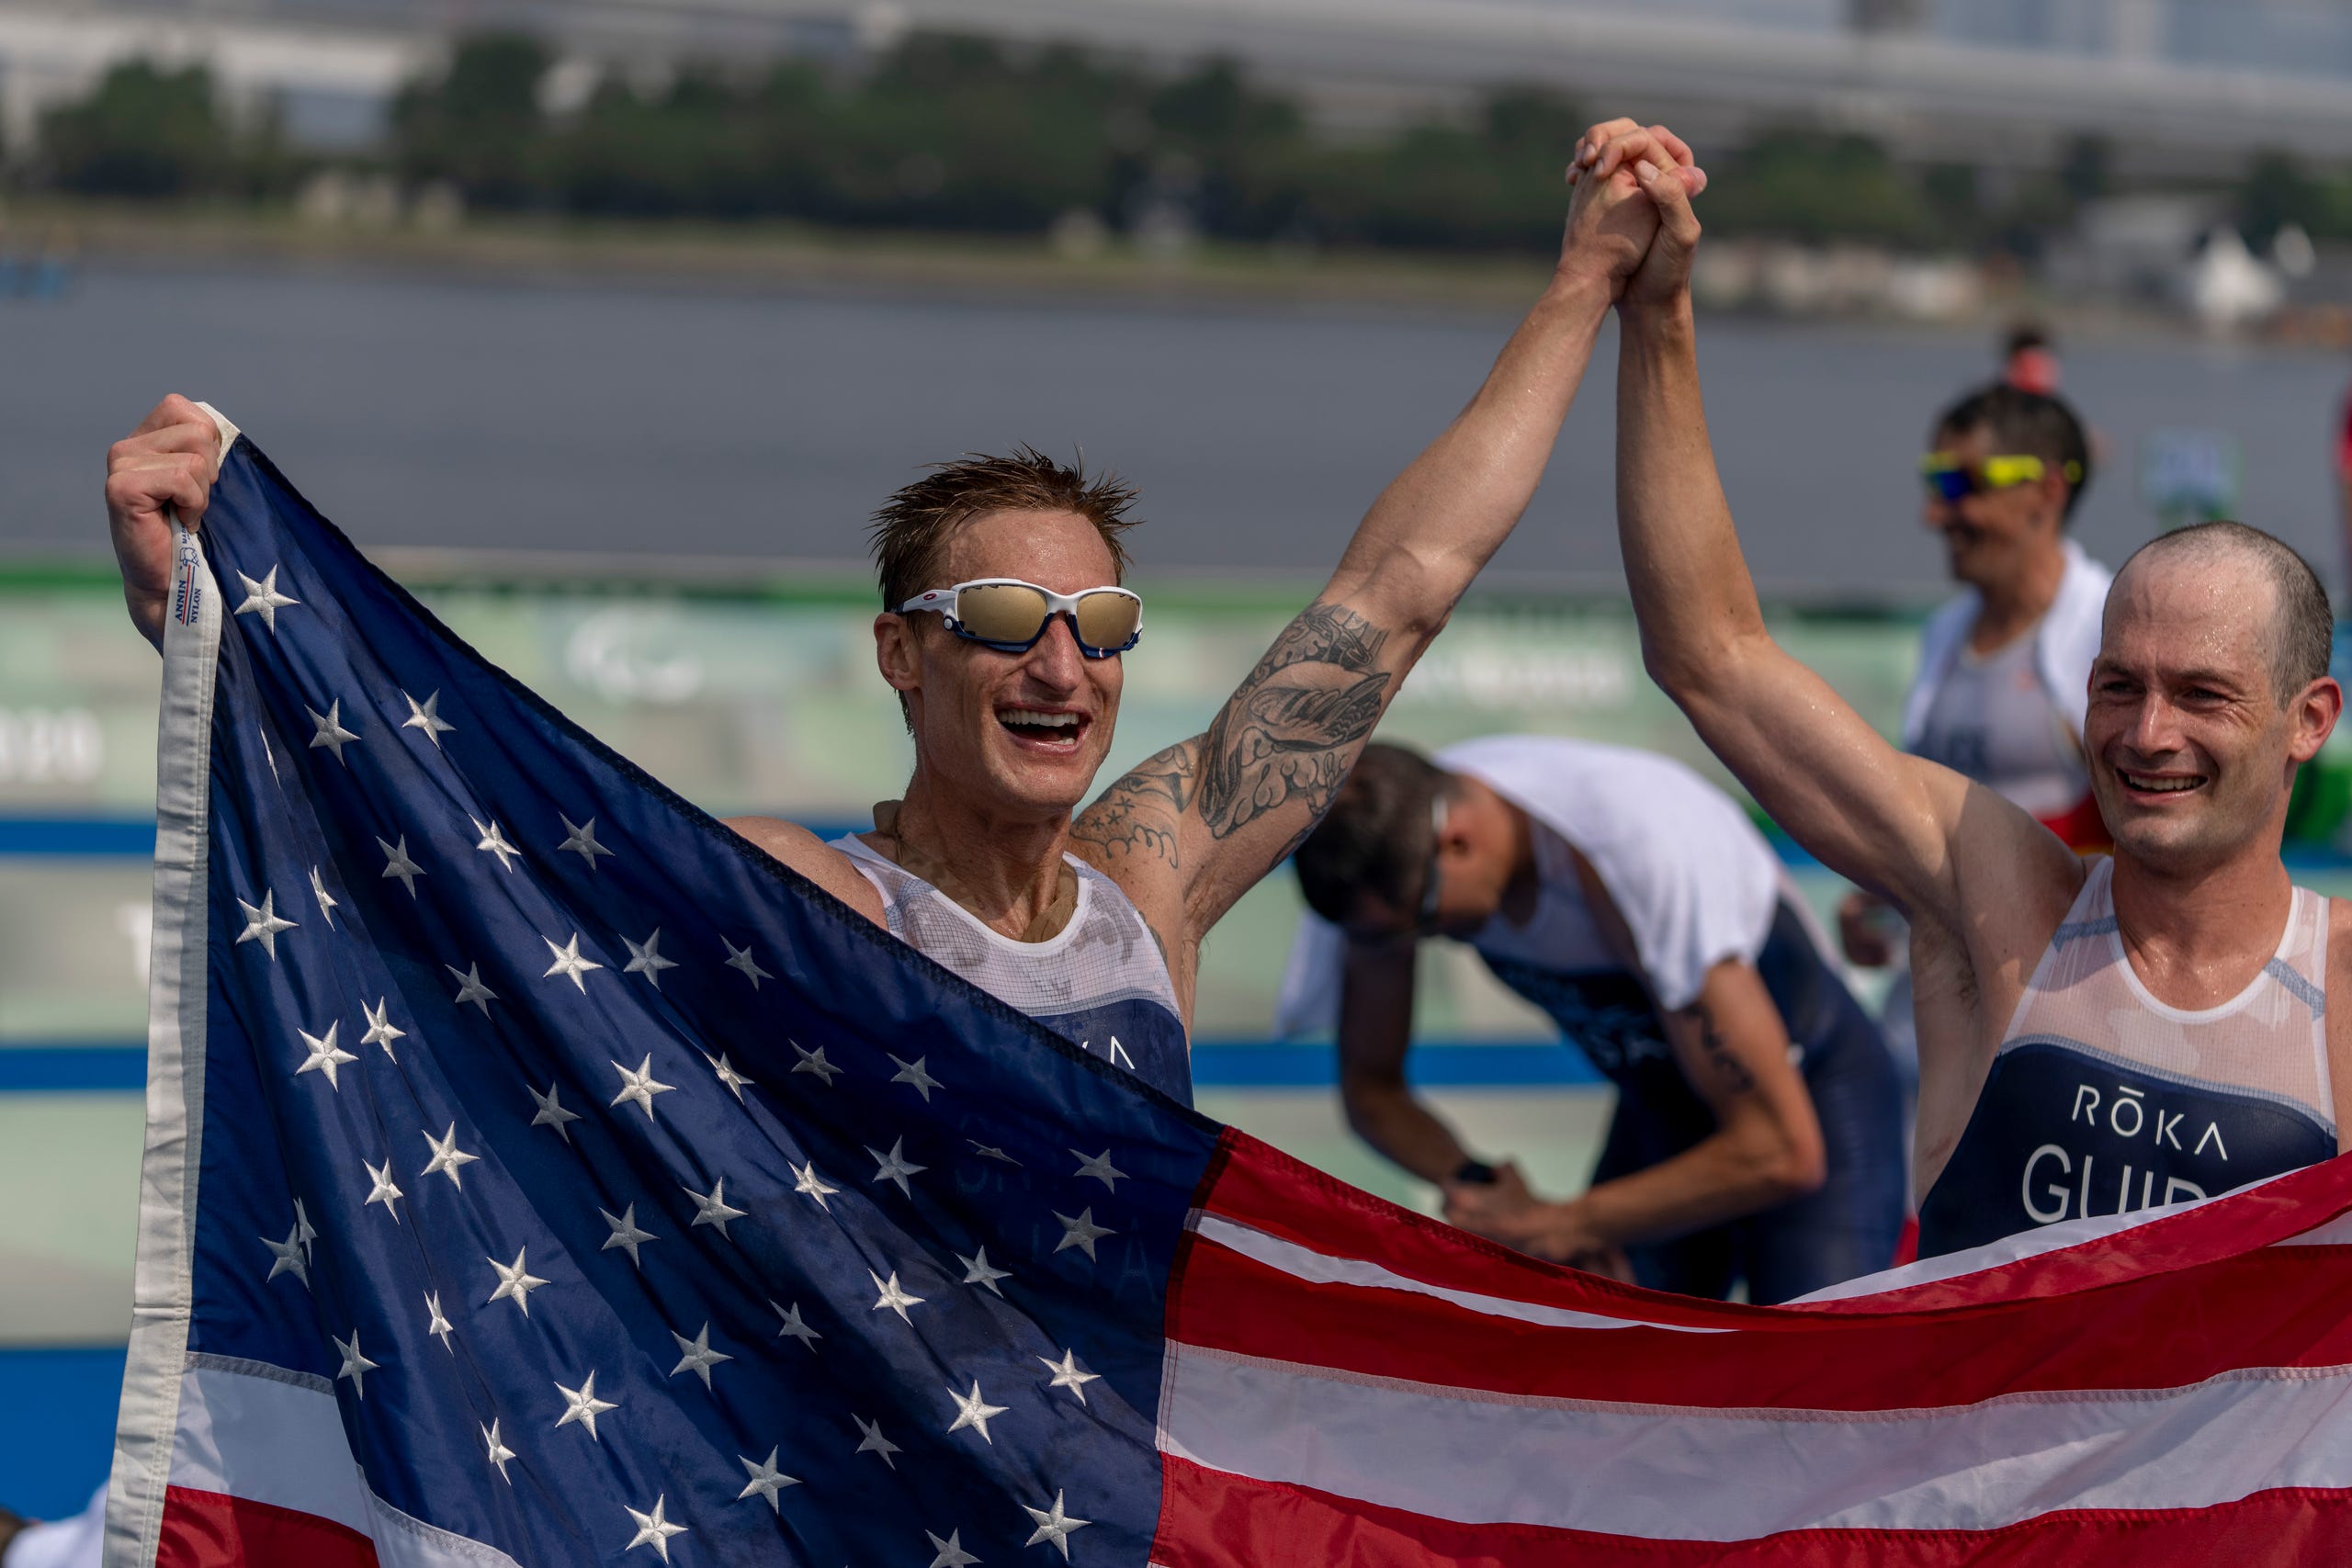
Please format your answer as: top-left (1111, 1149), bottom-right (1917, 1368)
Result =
top-left (1075, 120), bottom-right (1705, 939)
top-left (1608, 166), bottom-right (2054, 922)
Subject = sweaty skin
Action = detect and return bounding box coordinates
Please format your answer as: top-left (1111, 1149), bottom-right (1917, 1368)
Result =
top-left (1602, 155), bottom-right (2352, 1193)
top-left (101, 119), bottom-right (1709, 1040)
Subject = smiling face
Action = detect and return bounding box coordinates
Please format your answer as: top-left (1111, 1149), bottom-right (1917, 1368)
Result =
top-left (1923, 423), bottom-right (2069, 593)
top-left (2086, 553), bottom-right (2334, 876)
top-left (875, 506), bottom-right (1125, 824)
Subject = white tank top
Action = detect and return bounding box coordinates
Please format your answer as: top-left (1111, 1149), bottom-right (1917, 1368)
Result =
top-left (831, 834), bottom-right (1193, 1104)
top-left (1912, 628), bottom-right (2090, 818)
top-left (1917, 856), bottom-right (2338, 1257)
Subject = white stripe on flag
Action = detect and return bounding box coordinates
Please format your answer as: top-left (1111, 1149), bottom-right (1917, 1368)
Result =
top-left (1191, 1214), bottom-right (1727, 1333)
top-left (170, 1359), bottom-right (523, 1567)
top-left (1159, 1341), bottom-right (2352, 1540)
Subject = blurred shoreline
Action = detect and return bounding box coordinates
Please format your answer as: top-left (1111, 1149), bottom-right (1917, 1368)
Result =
top-left (6, 194), bottom-right (2328, 347)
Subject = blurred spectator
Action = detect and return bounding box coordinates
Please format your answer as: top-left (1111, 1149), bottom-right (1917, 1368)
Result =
top-left (2002, 322), bottom-right (2060, 394)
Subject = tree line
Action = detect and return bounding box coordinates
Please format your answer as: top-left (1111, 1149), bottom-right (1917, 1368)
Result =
top-left (14, 30), bottom-right (2352, 256)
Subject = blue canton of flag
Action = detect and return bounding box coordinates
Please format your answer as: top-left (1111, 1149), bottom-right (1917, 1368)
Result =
top-left (110, 412), bottom-right (1222, 1567)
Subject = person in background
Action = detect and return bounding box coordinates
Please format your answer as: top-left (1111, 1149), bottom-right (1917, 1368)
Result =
top-left (2002, 322), bottom-right (2061, 395)
top-left (1278, 737), bottom-right (1905, 1303)
top-left (1838, 384), bottom-right (2113, 1114)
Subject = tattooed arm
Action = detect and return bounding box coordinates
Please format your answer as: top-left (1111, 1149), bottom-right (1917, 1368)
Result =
top-left (1073, 120), bottom-right (1708, 951)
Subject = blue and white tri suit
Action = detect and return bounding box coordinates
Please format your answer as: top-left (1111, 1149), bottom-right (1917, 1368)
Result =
top-left (833, 834), bottom-right (1193, 1105)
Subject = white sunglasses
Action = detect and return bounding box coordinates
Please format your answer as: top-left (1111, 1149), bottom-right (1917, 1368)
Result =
top-left (895, 579), bottom-right (1144, 659)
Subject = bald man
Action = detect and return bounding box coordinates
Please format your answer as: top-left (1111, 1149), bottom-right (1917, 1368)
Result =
top-left (1585, 136), bottom-right (2351, 1258)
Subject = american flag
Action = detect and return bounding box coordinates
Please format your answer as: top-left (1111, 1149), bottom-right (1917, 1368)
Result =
top-left (111, 415), bottom-right (2352, 1567)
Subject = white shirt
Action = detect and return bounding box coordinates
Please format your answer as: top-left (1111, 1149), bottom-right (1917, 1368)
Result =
top-left (1275, 736), bottom-right (1788, 1036)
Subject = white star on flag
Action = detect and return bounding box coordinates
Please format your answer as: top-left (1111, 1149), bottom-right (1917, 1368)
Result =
top-left (1054, 1208), bottom-right (1114, 1261)
top-left (557, 814), bottom-right (614, 867)
top-left (790, 1160), bottom-right (837, 1211)
top-left (234, 889), bottom-right (297, 960)
top-left (232, 566), bottom-right (299, 632)
top-left (684, 1179), bottom-right (746, 1238)
top-left (704, 1051), bottom-right (753, 1100)
top-left (1038, 1348), bottom-right (1100, 1404)
top-left (294, 1200), bottom-right (318, 1263)
top-left (556, 1372), bottom-right (617, 1441)
top-left (447, 962), bottom-right (498, 1013)
top-left (360, 998), bottom-right (403, 1060)
top-left (309, 864), bottom-right (337, 927)
top-left (889, 1055), bottom-right (942, 1101)
top-left (969, 1141), bottom-right (1022, 1166)
top-left (869, 1269), bottom-right (924, 1323)
top-left (400, 689), bottom-right (455, 747)
top-left (378, 835), bottom-right (425, 897)
top-left (305, 700), bottom-right (359, 763)
top-left (790, 1042), bottom-right (842, 1084)
top-left (611, 1055), bottom-right (676, 1119)
top-left (958, 1247), bottom-right (1012, 1296)
top-left (487, 1248), bottom-right (548, 1317)
top-left (601, 1205), bottom-right (657, 1267)
top-left (770, 1300), bottom-right (822, 1349)
top-left (481, 1419), bottom-right (515, 1483)
top-left (927, 1529), bottom-right (982, 1568)
top-left (295, 1021), bottom-right (356, 1089)
top-left (622, 1495), bottom-right (685, 1562)
top-left (528, 1081), bottom-right (581, 1141)
top-left (425, 1292), bottom-right (454, 1350)
top-left (867, 1137), bottom-right (927, 1197)
top-left (541, 931), bottom-right (604, 991)
top-left (736, 1448), bottom-right (799, 1513)
top-left (262, 1224), bottom-right (309, 1287)
top-left (722, 937), bottom-right (772, 987)
top-left (944, 1380), bottom-right (1008, 1444)
top-left (471, 817), bottom-right (521, 872)
top-left (669, 1324), bottom-right (732, 1390)
top-left (1023, 1492), bottom-right (1091, 1559)
top-left (852, 1415), bottom-right (899, 1469)
top-left (334, 1329), bottom-right (379, 1399)
top-left (622, 928), bottom-right (677, 987)
top-left (1072, 1148), bottom-right (1129, 1191)
top-left (363, 1158), bottom-right (403, 1222)
top-left (421, 1123), bottom-right (481, 1188)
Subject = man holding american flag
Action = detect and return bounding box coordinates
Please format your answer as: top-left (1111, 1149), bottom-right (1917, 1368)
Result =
top-left (102, 124), bottom-right (1709, 1118)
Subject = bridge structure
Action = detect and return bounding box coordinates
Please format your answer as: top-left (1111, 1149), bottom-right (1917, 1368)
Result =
top-left (6, 0), bottom-right (2352, 172)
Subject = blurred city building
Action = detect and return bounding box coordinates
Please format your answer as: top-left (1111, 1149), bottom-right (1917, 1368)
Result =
top-left (7, 0), bottom-right (2352, 167)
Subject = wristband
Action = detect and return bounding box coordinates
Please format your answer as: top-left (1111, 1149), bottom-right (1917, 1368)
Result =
top-left (1451, 1158), bottom-right (1498, 1186)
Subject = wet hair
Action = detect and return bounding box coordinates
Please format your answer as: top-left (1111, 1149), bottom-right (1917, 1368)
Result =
top-left (1931, 381), bottom-right (2093, 520)
top-left (1294, 742), bottom-right (1450, 927)
top-left (869, 446), bottom-right (1139, 612)
top-left (2117, 522), bottom-right (2334, 703)
top-left (867, 447), bottom-right (1140, 725)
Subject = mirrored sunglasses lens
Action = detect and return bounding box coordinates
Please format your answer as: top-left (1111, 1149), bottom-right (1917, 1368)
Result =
top-left (1924, 468), bottom-right (1972, 502)
top-left (1072, 592), bottom-right (1142, 650)
top-left (954, 583), bottom-right (1052, 644)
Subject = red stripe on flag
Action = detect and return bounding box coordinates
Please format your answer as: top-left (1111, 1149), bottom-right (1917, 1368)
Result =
top-left (1203, 1133), bottom-right (2352, 1323)
top-left (157, 1485), bottom-right (379, 1568)
top-left (1172, 1233), bottom-right (2352, 1407)
top-left (1151, 1456), bottom-right (2352, 1566)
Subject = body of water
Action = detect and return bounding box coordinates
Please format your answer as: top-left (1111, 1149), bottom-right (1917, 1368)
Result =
top-left (5, 262), bottom-right (2349, 597)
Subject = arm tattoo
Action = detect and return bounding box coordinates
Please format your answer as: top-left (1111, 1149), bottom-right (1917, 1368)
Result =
top-left (1676, 1000), bottom-right (1758, 1095)
top-left (1196, 601), bottom-right (1392, 840)
top-left (1072, 740), bottom-right (1197, 871)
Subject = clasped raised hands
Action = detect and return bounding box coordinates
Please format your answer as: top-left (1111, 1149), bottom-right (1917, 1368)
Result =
top-left (1555, 118), bottom-right (1706, 307)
